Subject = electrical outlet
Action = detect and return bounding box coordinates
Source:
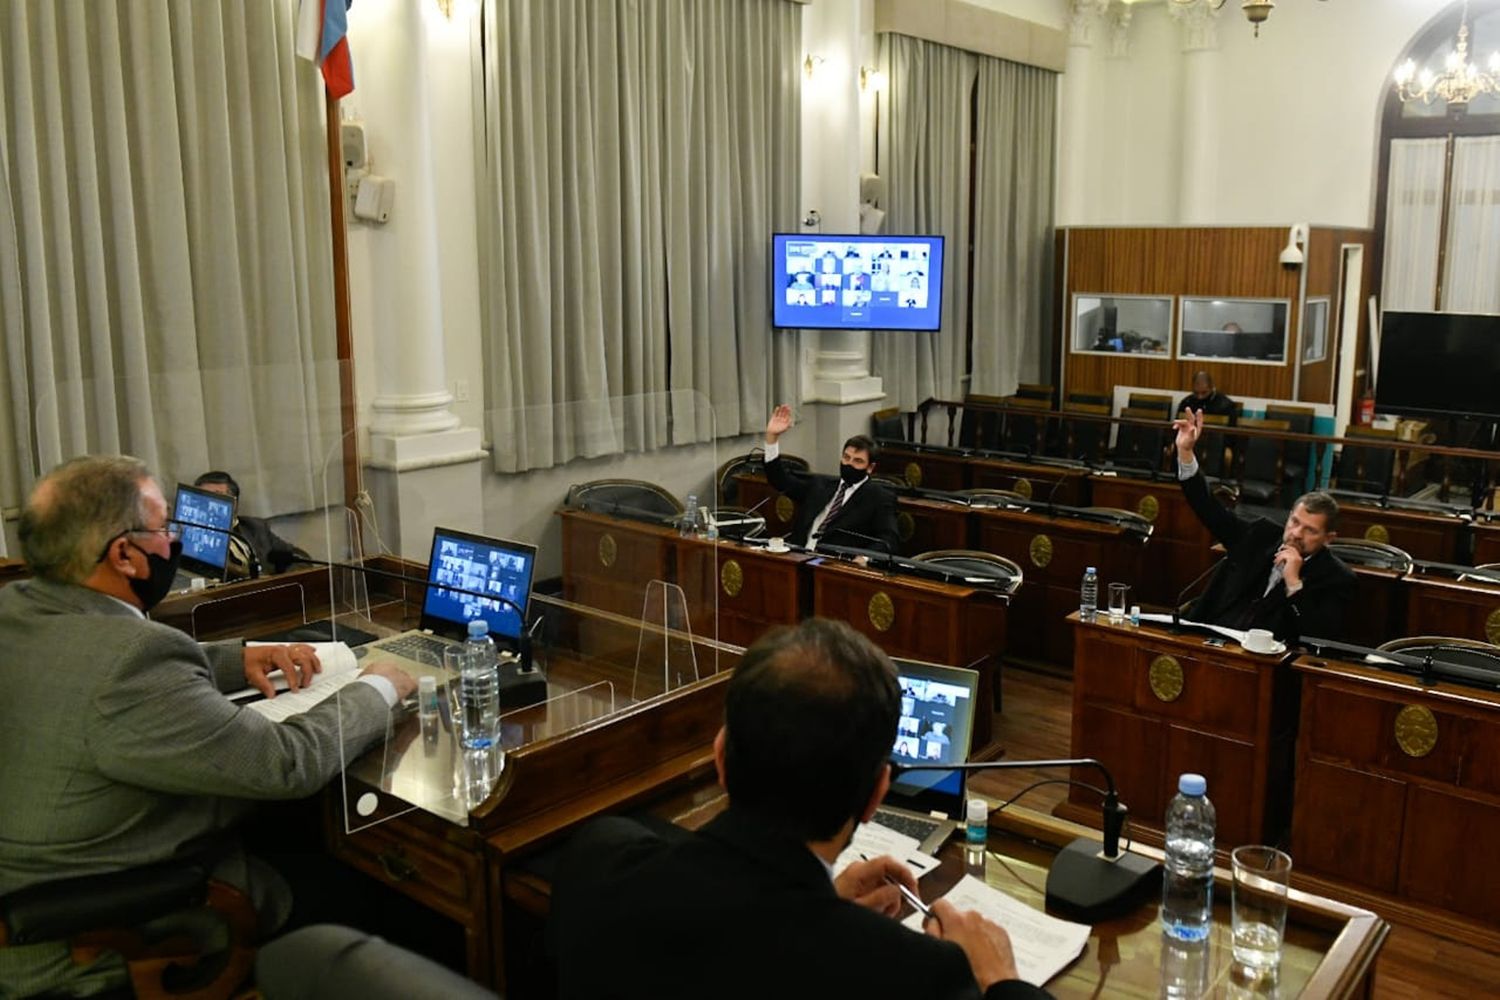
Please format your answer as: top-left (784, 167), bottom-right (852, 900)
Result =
top-left (454, 379), bottom-right (470, 402)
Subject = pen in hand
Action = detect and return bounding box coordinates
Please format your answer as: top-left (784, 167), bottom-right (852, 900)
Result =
top-left (887, 875), bottom-right (932, 921)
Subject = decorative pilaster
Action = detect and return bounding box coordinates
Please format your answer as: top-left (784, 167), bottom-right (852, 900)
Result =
top-left (1108, 1), bottom-right (1134, 60)
top-left (1168, 0), bottom-right (1223, 222)
top-left (1059, 0), bottom-right (1112, 224)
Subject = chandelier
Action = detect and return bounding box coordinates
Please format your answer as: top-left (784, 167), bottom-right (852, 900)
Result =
top-left (1394, 2), bottom-right (1500, 106)
top-left (1168, 0), bottom-right (1279, 37)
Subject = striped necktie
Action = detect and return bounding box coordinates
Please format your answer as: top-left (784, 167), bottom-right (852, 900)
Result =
top-left (816, 482), bottom-right (849, 539)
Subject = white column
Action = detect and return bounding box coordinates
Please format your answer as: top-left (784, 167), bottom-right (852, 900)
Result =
top-left (1169, 0), bottom-right (1222, 224)
top-left (1058, 1), bottom-right (1111, 225)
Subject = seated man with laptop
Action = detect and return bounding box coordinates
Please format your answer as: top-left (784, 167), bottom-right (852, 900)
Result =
top-left (550, 619), bottom-right (1047, 999)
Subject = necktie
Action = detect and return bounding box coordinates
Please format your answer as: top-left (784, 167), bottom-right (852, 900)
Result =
top-left (816, 482), bottom-right (849, 539)
top-left (1264, 560), bottom-right (1284, 597)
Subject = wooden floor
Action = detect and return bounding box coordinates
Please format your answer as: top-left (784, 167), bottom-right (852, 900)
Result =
top-left (972, 666), bottom-right (1500, 998)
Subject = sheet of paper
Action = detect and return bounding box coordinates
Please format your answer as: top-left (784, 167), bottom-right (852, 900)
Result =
top-left (832, 822), bottom-right (941, 881)
top-left (903, 874), bottom-right (1090, 987)
top-left (227, 642), bottom-right (363, 721)
top-left (1137, 612), bottom-right (1247, 644)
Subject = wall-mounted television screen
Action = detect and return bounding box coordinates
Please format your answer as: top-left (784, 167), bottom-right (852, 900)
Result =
top-left (771, 234), bottom-right (944, 331)
top-left (1377, 311), bottom-right (1500, 419)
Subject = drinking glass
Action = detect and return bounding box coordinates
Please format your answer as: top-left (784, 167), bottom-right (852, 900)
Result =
top-left (1107, 582), bottom-right (1130, 624)
top-left (1232, 845), bottom-right (1292, 972)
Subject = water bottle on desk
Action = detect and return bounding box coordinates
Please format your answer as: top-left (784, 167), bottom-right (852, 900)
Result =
top-left (1161, 772), bottom-right (1216, 942)
top-left (1079, 566), bottom-right (1098, 622)
top-left (681, 494), bottom-right (699, 537)
top-left (458, 620), bottom-right (501, 803)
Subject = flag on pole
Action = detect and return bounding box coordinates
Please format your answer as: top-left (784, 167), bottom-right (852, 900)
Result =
top-left (296, 0), bottom-right (355, 100)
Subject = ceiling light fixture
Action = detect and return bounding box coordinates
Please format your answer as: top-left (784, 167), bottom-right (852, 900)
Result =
top-left (1394, 0), bottom-right (1500, 106)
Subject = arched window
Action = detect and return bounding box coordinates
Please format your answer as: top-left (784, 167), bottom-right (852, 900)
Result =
top-left (1376, 0), bottom-right (1500, 313)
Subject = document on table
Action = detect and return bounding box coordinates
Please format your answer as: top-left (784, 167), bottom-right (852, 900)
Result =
top-left (227, 642), bottom-right (363, 722)
top-left (832, 823), bottom-right (941, 880)
top-left (1137, 611), bottom-right (1247, 644)
top-left (902, 874), bottom-right (1090, 987)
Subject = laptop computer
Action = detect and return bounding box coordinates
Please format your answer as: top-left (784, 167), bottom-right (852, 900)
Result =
top-left (364, 526), bottom-right (539, 671)
top-left (172, 483), bottom-right (237, 583)
top-left (870, 658), bottom-right (980, 854)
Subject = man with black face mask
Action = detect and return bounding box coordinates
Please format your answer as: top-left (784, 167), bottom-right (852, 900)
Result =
top-left (763, 404), bottom-right (900, 553)
top-left (0, 455), bottom-right (416, 999)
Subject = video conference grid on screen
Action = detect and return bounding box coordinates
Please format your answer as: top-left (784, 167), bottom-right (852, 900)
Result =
top-left (425, 536), bottom-right (533, 639)
top-left (892, 675), bottom-right (969, 765)
top-left (174, 490), bottom-right (234, 569)
top-left (772, 236), bottom-right (943, 331)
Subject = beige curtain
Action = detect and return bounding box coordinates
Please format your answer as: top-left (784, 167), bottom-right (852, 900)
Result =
top-left (1382, 137), bottom-right (1447, 313)
top-left (971, 56), bottom-right (1056, 395)
top-left (476, 0), bottom-right (802, 473)
top-left (1443, 135), bottom-right (1500, 313)
top-left (0, 0), bottom-right (339, 515)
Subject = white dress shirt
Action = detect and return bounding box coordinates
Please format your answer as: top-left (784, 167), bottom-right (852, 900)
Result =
top-left (765, 439), bottom-right (868, 551)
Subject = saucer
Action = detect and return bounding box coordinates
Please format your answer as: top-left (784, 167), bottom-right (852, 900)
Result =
top-left (765, 542), bottom-right (789, 554)
top-left (1244, 640), bottom-right (1286, 656)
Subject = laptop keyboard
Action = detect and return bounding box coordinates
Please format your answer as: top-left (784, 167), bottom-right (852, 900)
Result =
top-left (872, 808), bottom-right (943, 844)
top-left (376, 633), bottom-right (454, 665)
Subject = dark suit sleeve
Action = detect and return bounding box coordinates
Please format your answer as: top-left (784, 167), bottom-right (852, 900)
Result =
top-left (1277, 563), bottom-right (1354, 642)
top-left (764, 456), bottom-right (811, 502)
top-left (1180, 467), bottom-right (1246, 551)
top-left (871, 483), bottom-right (900, 552)
top-left (985, 982), bottom-right (1052, 1000)
top-left (549, 817), bottom-right (667, 961)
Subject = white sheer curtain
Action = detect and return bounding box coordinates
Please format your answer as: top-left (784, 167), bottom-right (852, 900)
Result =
top-left (971, 57), bottom-right (1057, 395)
top-left (1443, 135), bottom-right (1500, 313)
top-left (1382, 137), bottom-right (1448, 313)
top-left (475, 0), bottom-right (801, 473)
top-left (873, 34), bottom-right (977, 412)
top-left (0, 0), bottom-right (339, 515)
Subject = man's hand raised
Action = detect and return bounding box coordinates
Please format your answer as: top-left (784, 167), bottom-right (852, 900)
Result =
top-left (765, 404), bottom-right (794, 444)
top-left (1172, 409), bottom-right (1203, 464)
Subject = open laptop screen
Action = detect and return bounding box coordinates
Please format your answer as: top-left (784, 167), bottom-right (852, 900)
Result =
top-left (888, 659), bottom-right (978, 814)
top-left (172, 484), bottom-right (236, 579)
top-left (421, 527), bottom-right (538, 642)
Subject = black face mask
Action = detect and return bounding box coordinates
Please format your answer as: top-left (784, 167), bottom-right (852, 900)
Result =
top-left (839, 463), bottom-right (869, 486)
top-left (127, 539), bottom-right (183, 612)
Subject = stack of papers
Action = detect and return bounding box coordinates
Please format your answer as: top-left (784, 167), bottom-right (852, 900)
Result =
top-left (902, 875), bottom-right (1090, 987)
top-left (831, 823), bottom-right (941, 881)
top-left (228, 642), bottom-right (363, 722)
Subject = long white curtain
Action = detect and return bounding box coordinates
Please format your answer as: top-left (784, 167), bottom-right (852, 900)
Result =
top-left (475, 0), bottom-right (801, 473)
top-left (1443, 135), bottom-right (1500, 313)
top-left (0, 0), bottom-right (339, 515)
top-left (1382, 137), bottom-right (1447, 313)
top-left (873, 34), bottom-right (977, 412)
top-left (971, 56), bottom-right (1057, 395)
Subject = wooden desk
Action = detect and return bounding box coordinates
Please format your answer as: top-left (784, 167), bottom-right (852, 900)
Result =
top-left (1401, 573), bottom-right (1500, 646)
top-left (970, 457), bottom-right (1091, 507)
top-left (1291, 653), bottom-right (1500, 946)
top-left (894, 495), bottom-right (972, 556)
top-left (877, 444), bottom-right (971, 492)
top-left (1474, 516), bottom-right (1500, 565)
top-left (731, 473), bottom-right (796, 539)
top-left (810, 559), bottom-right (1009, 753)
top-left (1064, 617), bottom-right (1300, 847)
top-left (1345, 565), bottom-right (1407, 649)
top-left (1334, 502), bottom-right (1468, 564)
top-left (1088, 474), bottom-right (1219, 604)
top-left (974, 508), bottom-right (1144, 666)
top-left (150, 564), bottom-right (338, 638)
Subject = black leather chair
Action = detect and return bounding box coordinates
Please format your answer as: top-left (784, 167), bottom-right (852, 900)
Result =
top-left (1234, 417), bottom-right (1290, 507)
top-left (0, 861), bottom-right (257, 1000)
top-left (999, 396), bottom-right (1048, 456)
top-left (1111, 406), bottom-right (1168, 475)
top-left (957, 394), bottom-right (1005, 451)
top-left (1329, 538), bottom-right (1415, 574)
top-left (870, 407), bottom-right (906, 443)
top-left (1376, 635), bottom-right (1500, 673)
top-left (1127, 392), bottom-right (1174, 417)
top-left (1266, 404), bottom-right (1316, 495)
top-left (564, 479), bottom-right (683, 525)
top-left (1195, 412), bottom-right (1233, 479)
top-left (1335, 425), bottom-right (1397, 496)
top-left (1061, 401), bottom-right (1111, 464)
top-left (911, 549), bottom-right (1024, 595)
top-left (714, 451), bottom-right (808, 507)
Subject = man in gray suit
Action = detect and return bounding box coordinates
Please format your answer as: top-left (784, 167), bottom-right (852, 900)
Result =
top-left (0, 455), bottom-right (416, 998)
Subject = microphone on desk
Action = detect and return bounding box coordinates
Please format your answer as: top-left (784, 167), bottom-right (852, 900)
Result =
top-left (1172, 556), bottom-right (1226, 634)
top-left (892, 757), bottom-right (1161, 922)
top-left (825, 527), bottom-right (896, 566)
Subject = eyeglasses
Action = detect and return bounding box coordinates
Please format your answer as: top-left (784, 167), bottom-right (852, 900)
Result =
top-left (127, 521), bottom-right (183, 541)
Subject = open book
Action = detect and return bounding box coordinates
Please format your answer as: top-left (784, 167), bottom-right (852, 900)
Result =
top-left (227, 642), bottom-right (364, 723)
top-left (902, 875), bottom-right (1090, 987)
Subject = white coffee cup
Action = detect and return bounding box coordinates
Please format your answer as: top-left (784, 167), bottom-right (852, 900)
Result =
top-left (766, 537), bottom-right (789, 553)
top-left (1243, 628), bottom-right (1278, 653)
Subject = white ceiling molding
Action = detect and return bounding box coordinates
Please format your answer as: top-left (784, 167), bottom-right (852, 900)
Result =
top-left (873, 0), bottom-right (1068, 73)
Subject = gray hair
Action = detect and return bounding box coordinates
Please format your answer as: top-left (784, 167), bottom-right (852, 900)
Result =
top-left (1293, 490), bottom-right (1339, 530)
top-left (19, 455), bottom-right (155, 583)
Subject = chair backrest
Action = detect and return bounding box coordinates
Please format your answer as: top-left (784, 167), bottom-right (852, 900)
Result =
top-left (871, 406), bottom-right (906, 442)
top-left (1000, 395), bottom-right (1049, 454)
top-left (1336, 425), bottom-right (1396, 495)
top-left (1329, 538), bottom-right (1415, 574)
top-left (1062, 402), bottom-right (1111, 463)
top-left (1238, 417), bottom-right (1290, 485)
top-left (715, 452), bottom-right (808, 505)
top-left (1015, 383), bottom-right (1055, 405)
top-left (912, 549), bottom-right (1024, 594)
top-left (1127, 392), bottom-right (1174, 416)
top-left (567, 479), bottom-right (684, 521)
top-left (1376, 635), bottom-right (1500, 672)
top-left (1065, 392), bottom-right (1112, 408)
top-left (1197, 412), bottom-right (1233, 478)
top-left (1266, 405), bottom-right (1317, 481)
top-left (958, 393), bottom-right (1007, 450)
top-left (1113, 407), bottom-right (1168, 471)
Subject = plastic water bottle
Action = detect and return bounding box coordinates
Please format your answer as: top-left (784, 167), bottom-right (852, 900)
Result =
top-left (1080, 566), bottom-right (1099, 622)
top-left (1161, 773), bottom-right (1216, 942)
top-left (682, 494), bottom-right (699, 537)
top-left (460, 620), bottom-right (499, 751)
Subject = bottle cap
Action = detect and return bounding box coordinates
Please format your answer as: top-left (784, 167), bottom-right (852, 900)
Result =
top-left (419, 675), bottom-right (436, 691)
top-left (467, 619), bottom-right (490, 637)
top-left (1130, 604), bottom-right (1141, 616)
top-left (966, 798), bottom-right (988, 825)
top-left (1178, 773), bottom-right (1207, 796)
top-left (1086, 566), bottom-right (1097, 573)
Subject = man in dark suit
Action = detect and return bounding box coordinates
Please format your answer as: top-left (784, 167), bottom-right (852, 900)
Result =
top-left (550, 619), bottom-right (1050, 1000)
top-left (762, 403), bottom-right (900, 552)
top-left (1176, 371), bottom-right (1237, 424)
top-left (194, 470), bottom-right (310, 577)
top-left (1174, 410), bottom-right (1354, 641)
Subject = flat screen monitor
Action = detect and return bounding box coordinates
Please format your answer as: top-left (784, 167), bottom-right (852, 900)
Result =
top-left (1377, 311), bottom-right (1500, 419)
top-left (771, 234), bottom-right (944, 331)
top-left (172, 484), bottom-right (236, 580)
top-left (888, 658), bottom-right (978, 816)
top-left (421, 527), bottom-right (537, 643)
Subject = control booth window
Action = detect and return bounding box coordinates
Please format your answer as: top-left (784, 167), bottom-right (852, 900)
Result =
top-left (1179, 297), bottom-right (1290, 365)
top-left (1071, 294), bottom-right (1174, 358)
top-left (1303, 298), bottom-right (1330, 364)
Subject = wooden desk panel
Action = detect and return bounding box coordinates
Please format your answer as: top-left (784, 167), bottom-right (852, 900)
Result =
top-left (895, 496), bottom-right (972, 557)
top-left (1474, 520), bottom-right (1500, 566)
top-left (732, 475), bottom-right (797, 539)
top-left (1346, 566), bottom-right (1406, 649)
top-left (811, 560), bottom-right (1007, 752)
top-left (975, 509), bottom-right (1143, 666)
top-left (1067, 618), bottom-right (1298, 847)
top-left (1335, 503), bottom-right (1468, 564)
top-left (1402, 575), bottom-right (1500, 645)
top-left (673, 537), bottom-right (810, 649)
top-left (558, 509), bottom-right (675, 620)
top-left (877, 445), bottom-right (970, 492)
top-left (1292, 655), bottom-right (1500, 933)
top-left (1088, 475), bottom-right (1218, 604)
top-left (970, 458), bottom-right (1090, 507)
